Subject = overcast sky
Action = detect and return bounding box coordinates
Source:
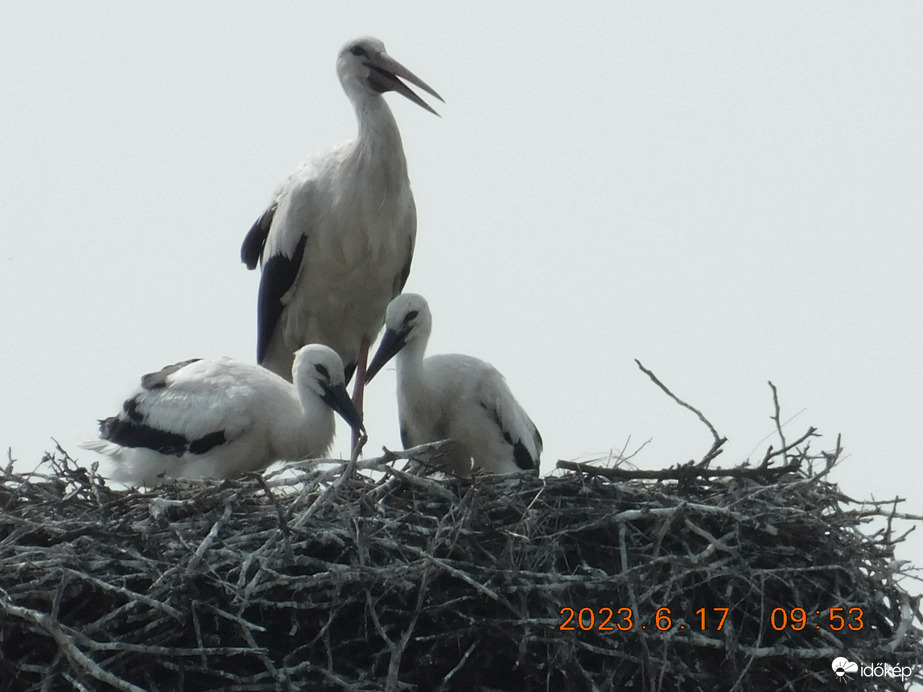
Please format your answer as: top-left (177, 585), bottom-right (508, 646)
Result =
top-left (2, 5), bottom-right (921, 579)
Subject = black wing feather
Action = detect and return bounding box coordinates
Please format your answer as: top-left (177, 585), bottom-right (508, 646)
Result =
top-left (99, 414), bottom-right (189, 456)
top-left (511, 438), bottom-right (537, 471)
top-left (241, 204), bottom-right (277, 270)
top-left (481, 402), bottom-right (537, 471)
top-left (101, 415), bottom-right (227, 457)
top-left (256, 233), bottom-right (308, 364)
top-left (140, 359), bottom-right (201, 390)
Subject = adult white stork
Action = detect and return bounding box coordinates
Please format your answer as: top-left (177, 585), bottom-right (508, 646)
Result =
top-left (365, 294), bottom-right (543, 475)
top-left (240, 37), bottom-right (442, 426)
top-left (82, 345), bottom-right (364, 487)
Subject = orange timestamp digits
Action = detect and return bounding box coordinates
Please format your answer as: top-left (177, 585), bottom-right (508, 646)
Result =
top-left (769, 607), bottom-right (865, 631)
top-left (558, 607), bottom-right (729, 632)
top-left (559, 606), bottom-right (865, 633)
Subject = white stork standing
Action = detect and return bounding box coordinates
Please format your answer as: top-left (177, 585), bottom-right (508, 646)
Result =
top-left (82, 345), bottom-right (364, 487)
top-left (365, 294), bottom-right (543, 475)
top-left (240, 37), bottom-right (442, 434)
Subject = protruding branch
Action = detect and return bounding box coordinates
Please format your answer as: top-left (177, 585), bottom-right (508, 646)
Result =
top-left (635, 359), bottom-right (722, 445)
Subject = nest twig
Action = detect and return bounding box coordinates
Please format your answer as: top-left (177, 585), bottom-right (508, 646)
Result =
top-left (1, 435), bottom-right (921, 691)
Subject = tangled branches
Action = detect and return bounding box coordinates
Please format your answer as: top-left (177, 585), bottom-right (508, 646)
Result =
top-left (1, 433), bottom-right (921, 691)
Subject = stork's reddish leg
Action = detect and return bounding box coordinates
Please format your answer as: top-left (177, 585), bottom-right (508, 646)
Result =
top-left (350, 336), bottom-right (371, 454)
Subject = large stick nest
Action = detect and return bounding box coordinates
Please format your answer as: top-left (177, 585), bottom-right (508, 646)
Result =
top-left (1, 431), bottom-right (920, 691)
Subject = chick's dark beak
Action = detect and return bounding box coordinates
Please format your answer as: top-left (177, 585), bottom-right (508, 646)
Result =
top-left (365, 327), bottom-right (408, 382)
top-left (322, 382), bottom-right (365, 432)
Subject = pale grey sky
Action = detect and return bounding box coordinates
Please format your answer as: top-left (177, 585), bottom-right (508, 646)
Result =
top-left (2, 4), bottom-right (921, 582)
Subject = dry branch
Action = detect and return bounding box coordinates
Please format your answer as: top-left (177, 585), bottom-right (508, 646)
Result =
top-left (1, 437), bottom-right (921, 691)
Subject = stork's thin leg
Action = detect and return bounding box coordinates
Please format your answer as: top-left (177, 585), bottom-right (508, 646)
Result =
top-left (351, 337), bottom-right (371, 453)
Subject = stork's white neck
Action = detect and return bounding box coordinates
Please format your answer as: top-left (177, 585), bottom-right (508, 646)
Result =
top-left (353, 96), bottom-right (407, 164)
top-left (272, 385), bottom-right (335, 461)
top-left (394, 330), bottom-right (430, 389)
top-left (339, 95), bottom-right (409, 202)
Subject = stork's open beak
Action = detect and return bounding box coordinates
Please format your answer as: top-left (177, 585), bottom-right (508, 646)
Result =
top-left (365, 327), bottom-right (407, 382)
top-left (366, 52), bottom-right (444, 116)
top-left (322, 382), bottom-right (365, 433)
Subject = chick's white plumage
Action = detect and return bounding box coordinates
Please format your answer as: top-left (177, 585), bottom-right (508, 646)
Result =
top-left (366, 294), bottom-right (542, 475)
top-left (82, 345), bottom-right (363, 486)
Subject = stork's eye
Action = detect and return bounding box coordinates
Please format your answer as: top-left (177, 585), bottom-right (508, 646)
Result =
top-left (405, 310), bottom-right (419, 324)
top-left (349, 45), bottom-right (369, 58)
top-left (314, 364), bottom-right (330, 379)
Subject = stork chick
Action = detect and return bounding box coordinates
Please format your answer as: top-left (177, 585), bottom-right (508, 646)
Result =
top-left (83, 345), bottom-right (363, 486)
top-left (366, 294), bottom-right (542, 475)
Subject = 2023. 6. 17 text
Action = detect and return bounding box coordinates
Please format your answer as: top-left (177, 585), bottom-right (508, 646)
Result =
top-left (559, 607), bottom-right (729, 632)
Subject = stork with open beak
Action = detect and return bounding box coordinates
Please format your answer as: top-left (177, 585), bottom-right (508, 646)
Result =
top-left (241, 37), bottom-right (442, 451)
